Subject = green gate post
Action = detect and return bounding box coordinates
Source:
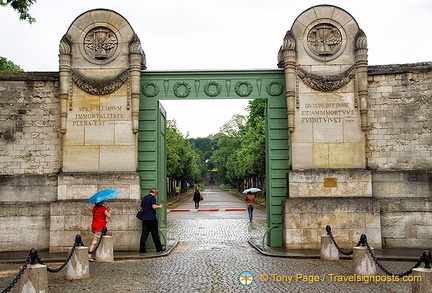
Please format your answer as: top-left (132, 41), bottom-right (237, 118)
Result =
top-left (138, 70), bottom-right (290, 247)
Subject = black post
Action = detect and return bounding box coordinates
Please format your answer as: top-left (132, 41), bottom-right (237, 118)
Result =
top-left (75, 234), bottom-right (84, 246)
top-left (423, 250), bottom-right (431, 269)
top-left (29, 248), bottom-right (39, 265)
top-left (102, 226), bottom-right (108, 236)
top-left (357, 234), bottom-right (367, 247)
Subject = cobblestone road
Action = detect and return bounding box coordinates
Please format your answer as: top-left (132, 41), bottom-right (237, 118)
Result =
top-left (0, 190), bottom-right (415, 292)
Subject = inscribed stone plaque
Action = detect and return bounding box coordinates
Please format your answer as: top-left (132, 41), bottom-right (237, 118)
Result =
top-left (324, 178), bottom-right (337, 187)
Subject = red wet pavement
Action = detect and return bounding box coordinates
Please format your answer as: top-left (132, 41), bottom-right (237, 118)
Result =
top-left (167, 189), bottom-right (266, 220)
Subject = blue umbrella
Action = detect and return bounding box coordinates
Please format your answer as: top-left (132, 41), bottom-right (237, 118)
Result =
top-left (243, 188), bottom-right (262, 194)
top-left (88, 189), bottom-right (121, 203)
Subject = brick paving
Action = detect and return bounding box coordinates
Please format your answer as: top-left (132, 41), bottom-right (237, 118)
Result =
top-left (0, 190), bottom-right (418, 292)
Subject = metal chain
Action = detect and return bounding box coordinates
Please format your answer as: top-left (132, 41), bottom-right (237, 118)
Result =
top-left (39, 245), bottom-right (77, 273)
top-left (1, 234), bottom-right (85, 292)
top-left (1, 256), bottom-right (31, 293)
top-left (326, 225), bottom-right (353, 255)
top-left (38, 234), bottom-right (83, 273)
top-left (88, 226), bottom-right (107, 254)
top-left (365, 242), bottom-right (423, 277)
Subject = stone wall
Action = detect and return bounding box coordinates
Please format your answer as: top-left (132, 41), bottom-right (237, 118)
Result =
top-left (367, 64), bottom-right (432, 248)
top-left (367, 63), bottom-right (432, 171)
top-left (1, 63), bottom-right (431, 251)
top-left (0, 72), bottom-right (60, 251)
top-left (0, 72), bottom-right (61, 175)
top-left (283, 197), bottom-right (381, 249)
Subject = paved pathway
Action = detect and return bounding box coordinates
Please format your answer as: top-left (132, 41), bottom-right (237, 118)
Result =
top-left (167, 189), bottom-right (266, 220)
top-left (0, 190), bottom-right (418, 292)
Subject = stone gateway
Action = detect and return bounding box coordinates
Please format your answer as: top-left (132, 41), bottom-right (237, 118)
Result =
top-left (0, 6), bottom-right (430, 252)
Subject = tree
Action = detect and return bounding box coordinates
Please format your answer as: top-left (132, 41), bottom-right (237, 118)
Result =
top-left (210, 115), bottom-right (246, 185)
top-left (0, 57), bottom-right (23, 71)
top-left (0, 0), bottom-right (36, 23)
top-left (166, 119), bottom-right (206, 184)
top-left (189, 136), bottom-right (217, 171)
top-left (209, 100), bottom-right (266, 189)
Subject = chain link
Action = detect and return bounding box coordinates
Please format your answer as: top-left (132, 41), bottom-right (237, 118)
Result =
top-left (326, 226), bottom-right (353, 256)
top-left (365, 242), bottom-right (422, 277)
top-left (88, 226), bottom-right (107, 254)
top-left (1, 234), bottom-right (84, 293)
top-left (1, 256), bottom-right (31, 293)
top-left (38, 244), bottom-right (77, 273)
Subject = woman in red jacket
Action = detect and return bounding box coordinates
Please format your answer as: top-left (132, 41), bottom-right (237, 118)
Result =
top-left (88, 201), bottom-right (111, 261)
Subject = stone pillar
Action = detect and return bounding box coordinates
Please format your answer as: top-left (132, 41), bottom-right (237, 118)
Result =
top-left (412, 268), bottom-right (432, 293)
top-left (279, 31), bottom-right (296, 133)
top-left (354, 30), bottom-right (369, 131)
top-left (320, 235), bottom-right (339, 260)
top-left (58, 35), bottom-right (71, 134)
top-left (66, 246), bottom-right (90, 280)
top-left (352, 246), bottom-right (376, 275)
top-left (17, 264), bottom-right (48, 293)
top-left (96, 235), bottom-right (114, 262)
top-left (51, 9), bottom-right (146, 254)
top-left (129, 35), bottom-right (145, 134)
top-left (279, 4), bottom-right (380, 251)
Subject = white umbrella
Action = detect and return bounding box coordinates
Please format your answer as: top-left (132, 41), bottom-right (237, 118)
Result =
top-left (242, 188), bottom-right (262, 194)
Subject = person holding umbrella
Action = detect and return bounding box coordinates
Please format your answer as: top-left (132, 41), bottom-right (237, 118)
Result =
top-left (245, 191), bottom-right (256, 222)
top-left (87, 189), bottom-right (119, 261)
top-left (88, 201), bottom-right (111, 261)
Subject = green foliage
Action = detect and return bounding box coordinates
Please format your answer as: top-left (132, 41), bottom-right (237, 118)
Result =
top-left (168, 99), bottom-right (266, 188)
top-left (188, 136), bottom-right (216, 170)
top-left (166, 119), bottom-right (206, 183)
top-left (0, 57), bottom-right (23, 71)
top-left (0, 0), bottom-right (36, 23)
top-left (210, 101), bottom-right (266, 186)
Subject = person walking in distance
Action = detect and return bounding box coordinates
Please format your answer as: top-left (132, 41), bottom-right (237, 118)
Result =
top-left (245, 191), bottom-right (256, 222)
top-left (139, 188), bottom-right (165, 253)
top-left (193, 186), bottom-right (202, 209)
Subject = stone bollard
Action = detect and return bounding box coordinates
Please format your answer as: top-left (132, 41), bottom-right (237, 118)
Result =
top-left (352, 246), bottom-right (377, 275)
top-left (412, 268), bottom-right (432, 293)
top-left (17, 263), bottom-right (48, 293)
top-left (66, 246), bottom-right (90, 280)
top-left (320, 235), bottom-right (339, 260)
top-left (96, 235), bottom-right (114, 262)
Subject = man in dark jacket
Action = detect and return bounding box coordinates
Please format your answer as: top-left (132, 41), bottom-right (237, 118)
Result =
top-left (139, 187), bottom-right (165, 253)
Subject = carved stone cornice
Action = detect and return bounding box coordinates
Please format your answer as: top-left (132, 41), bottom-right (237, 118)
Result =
top-left (283, 31), bottom-right (296, 51)
top-left (296, 65), bottom-right (356, 92)
top-left (354, 30), bottom-right (368, 51)
top-left (129, 34), bottom-right (147, 70)
top-left (71, 69), bottom-right (129, 95)
top-left (59, 34), bottom-right (72, 55)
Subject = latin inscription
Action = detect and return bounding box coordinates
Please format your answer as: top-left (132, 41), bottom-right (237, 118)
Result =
top-left (300, 102), bottom-right (355, 124)
top-left (71, 106), bottom-right (125, 127)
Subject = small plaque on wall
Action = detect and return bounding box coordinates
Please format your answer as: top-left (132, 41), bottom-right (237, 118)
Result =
top-left (324, 178), bottom-right (337, 187)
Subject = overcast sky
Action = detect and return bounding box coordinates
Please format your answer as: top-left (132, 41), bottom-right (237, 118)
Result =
top-left (1, 0), bottom-right (430, 137)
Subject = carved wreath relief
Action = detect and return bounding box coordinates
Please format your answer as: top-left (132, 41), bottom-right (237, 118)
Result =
top-left (307, 24), bottom-right (342, 57)
top-left (84, 27), bottom-right (118, 60)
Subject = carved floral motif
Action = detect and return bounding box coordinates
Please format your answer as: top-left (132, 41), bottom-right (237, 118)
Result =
top-left (235, 81), bottom-right (253, 97)
top-left (141, 81), bottom-right (160, 97)
top-left (266, 80), bottom-right (284, 96)
top-left (307, 24), bottom-right (342, 57)
top-left (84, 27), bottom-right (118, 60)
top-left (173, 81), bottom-right (191, 98)
top-left (71, 69), bottom-right (129, 95)
top-left (204, 80), bottom-right (222, 97)
top-left (296, 65), bottom-right (356, 92)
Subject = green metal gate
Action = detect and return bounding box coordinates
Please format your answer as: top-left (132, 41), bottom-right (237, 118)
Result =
top-left (138, 70), bottom-right (289, 246)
